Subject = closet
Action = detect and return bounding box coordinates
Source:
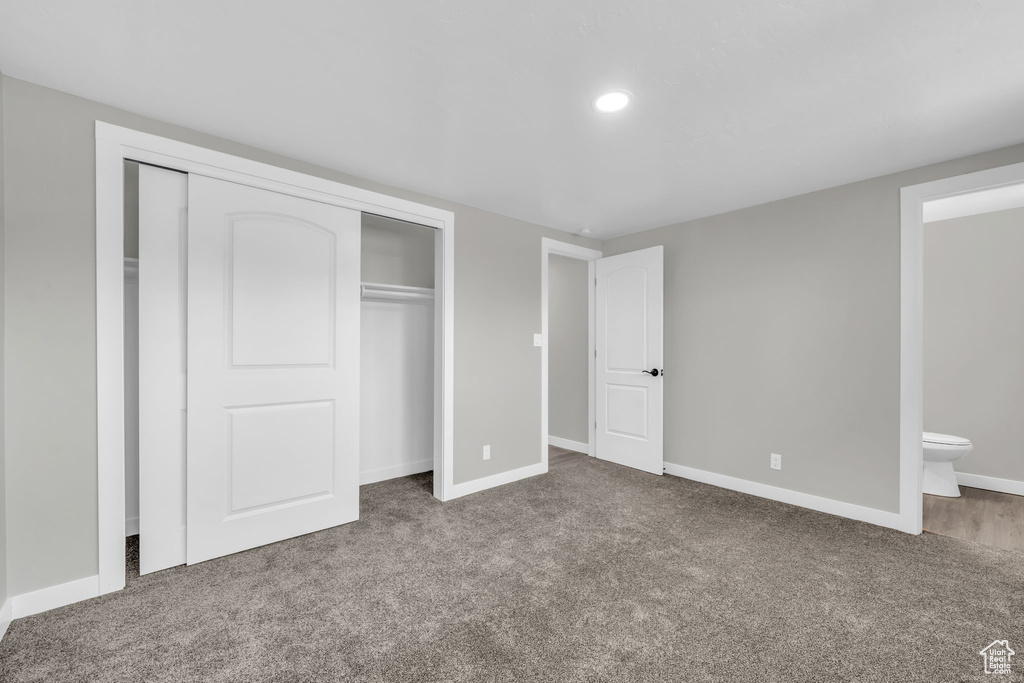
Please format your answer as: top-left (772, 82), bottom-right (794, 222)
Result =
top-left (360, 214), bottom-right (436, 484)
top-left (122, 163), bottom-right (436, 573)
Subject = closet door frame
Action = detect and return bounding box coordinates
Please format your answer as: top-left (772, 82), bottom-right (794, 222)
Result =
top-left (95, 122), bottom-right (455, 596)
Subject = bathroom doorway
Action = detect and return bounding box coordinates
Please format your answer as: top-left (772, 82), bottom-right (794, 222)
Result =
top-left (902, 169), bottom-right (1024, 549)
top-left (919, 182), bottom-right (1024, 552)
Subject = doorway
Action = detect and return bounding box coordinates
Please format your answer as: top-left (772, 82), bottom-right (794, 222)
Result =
top-left (900, 159), bottom-right (1024, 535)
top-left (122, 170), bottom-right (441, 577)
top-left (360, 214), bottom-right (437, 485)
top-left (546, 253), bottom-right (592, 456)
top-left (97, 122), bottom-right (455, 595)
top-left (540, 239), bottom-right (665, 476)
top-left (918, 181), bottom-right (1024, 552)
top-left (541, 239), bottom-right (601, 470)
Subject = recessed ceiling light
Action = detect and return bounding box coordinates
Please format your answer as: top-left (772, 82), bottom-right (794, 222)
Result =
top-left (593, 90), bottom-right (632, 113)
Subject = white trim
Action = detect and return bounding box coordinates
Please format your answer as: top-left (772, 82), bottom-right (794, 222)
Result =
top-left (0, 598), bottom-right (12, 642)
top-left (664, 463), bottom-right (904, 530)
top-left (923, 182), bottom-right (1024, 223)
top-left (11, 575), bottom-right (100, 619)
top-left (547, 435), bottom-right (591, 455)
top-left (900, 160), bottom-right (1024, 535)
top-left (125, 516), bottom-right (140, 536)
top-left (956, 472), bottom-right (1024, 497)
top-left (96, 122), bottom-right (455, 597)
top-left (540, 238), bottom-right (603, 475)
top-left (444, 462), bottom-right (547, 500)
top-left (360, 459), bottom-right (434, 486)
top-left (96, 134), bottom-right (127, 594)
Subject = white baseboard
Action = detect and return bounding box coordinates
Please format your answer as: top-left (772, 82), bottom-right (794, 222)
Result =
top-left (0, 597), bottom-right (12, 642)
top-left (548, 436), bottom-right (591, 455)
top-left (360, 459), bottom-right (433, 486)
top-left (663, 463), bottom-right (904, 531)
top-left (446, 461), bottom-right (547, 500)
top-left (956, 472), bottom-right (1024, 497)
top-left (126, 516), bottom-right (139, 536)
top-left (12, 575), bottom-right (100, 619)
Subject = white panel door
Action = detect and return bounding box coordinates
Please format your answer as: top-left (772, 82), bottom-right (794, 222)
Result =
top-left (595, 246), bottom-right (664, 475)
top-left (187, 175), bottom-right (361, 564)
top-left (138, 165), bottom-right (189, 574)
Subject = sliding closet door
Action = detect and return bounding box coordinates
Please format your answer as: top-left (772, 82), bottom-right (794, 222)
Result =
top-left (138, 165), bottom-right (189, 574)
top-left (186, 175), bottom-right (361, 564)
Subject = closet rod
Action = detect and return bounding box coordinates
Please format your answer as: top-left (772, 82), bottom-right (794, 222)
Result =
top-left (360, 282), bottom-right (435, 304)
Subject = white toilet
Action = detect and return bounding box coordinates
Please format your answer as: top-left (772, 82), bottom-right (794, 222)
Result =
top-left (922, 432), bottom-right (973, 497)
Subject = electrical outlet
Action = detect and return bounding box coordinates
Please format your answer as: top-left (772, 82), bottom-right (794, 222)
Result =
top-left (770, 453), bottom-right (782, 470)
top-left (483, 445), bottom-right (491, 460)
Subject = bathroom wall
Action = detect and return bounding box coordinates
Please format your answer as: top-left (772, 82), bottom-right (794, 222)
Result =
top-left (924, 205), bottom-right (1024, 484)
top-left (548, 254), bottom-right (589, 446)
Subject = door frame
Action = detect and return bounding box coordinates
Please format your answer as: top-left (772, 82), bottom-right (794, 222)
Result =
top-left (95, 122), bottom-right (455, 595)
top-left (899, 159), bottom-right (1024, 535)
top-left (540, 238), bottom-right (602, 469)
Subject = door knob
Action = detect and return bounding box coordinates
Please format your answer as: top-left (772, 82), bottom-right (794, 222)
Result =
top-left (642, 368), bottom-right (661, 377)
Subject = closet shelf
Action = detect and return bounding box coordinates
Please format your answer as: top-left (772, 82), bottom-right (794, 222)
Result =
top-left (360, 282), bottom-right (435, 304)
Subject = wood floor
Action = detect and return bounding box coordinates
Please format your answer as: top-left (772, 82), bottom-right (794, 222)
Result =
top-left (548, 444), bottom-right (590, 471)
top-left (924, 486), bottom-right (1024, 552)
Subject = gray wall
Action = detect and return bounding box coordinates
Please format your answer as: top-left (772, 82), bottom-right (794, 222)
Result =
top-left (1, 75), bottom-right (599, 596)
top-left (924, 206), bottom-right (1024, 483)
top-left (548, 255), bottom-right (589, 444)
top-left (603, 142), bottom-right (1024, 514)
top-left (0, 72), bottom-right (8, 608)
top-left (361, 214), bottom-right (435, 288)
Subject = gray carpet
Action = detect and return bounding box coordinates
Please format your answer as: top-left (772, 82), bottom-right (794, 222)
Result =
top-left (1, 455), bottom-right (1022, 682)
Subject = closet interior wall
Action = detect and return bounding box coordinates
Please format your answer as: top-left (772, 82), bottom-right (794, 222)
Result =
top-left (359, 214), bottom-right (437, 484)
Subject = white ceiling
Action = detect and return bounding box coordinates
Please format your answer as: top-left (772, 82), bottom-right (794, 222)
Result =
top-left (2, 1), bottom-right (1024, 239)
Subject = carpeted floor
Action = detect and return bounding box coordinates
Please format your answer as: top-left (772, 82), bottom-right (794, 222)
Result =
top-left (1, 454), bottom-right (1021, 682)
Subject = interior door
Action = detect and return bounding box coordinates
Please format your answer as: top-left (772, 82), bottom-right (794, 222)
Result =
top-left (595, 246), bottom-right (664, 475)
top-left (187, 175), bottom-right (361, 564)
top-left (138, 164), bottom-right (189, 574)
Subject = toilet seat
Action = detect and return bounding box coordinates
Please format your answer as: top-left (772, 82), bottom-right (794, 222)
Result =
top-left (923, 432), bottom-right (971, 447)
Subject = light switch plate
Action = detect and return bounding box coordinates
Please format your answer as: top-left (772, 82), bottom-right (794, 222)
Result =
top-left (533, 334), bottom-right (543, 347)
